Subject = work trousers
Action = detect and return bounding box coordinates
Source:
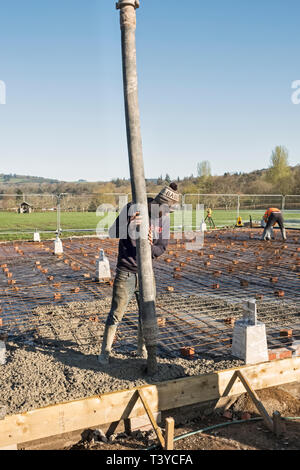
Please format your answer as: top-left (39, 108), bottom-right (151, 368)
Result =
top-left (262, 212), bottom-right (285, 240)
top-left (105, 269), bottom-right (157, 337)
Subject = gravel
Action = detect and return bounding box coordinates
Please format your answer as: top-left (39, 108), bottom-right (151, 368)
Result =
top-left (0, 296), bottom-right (243, 416)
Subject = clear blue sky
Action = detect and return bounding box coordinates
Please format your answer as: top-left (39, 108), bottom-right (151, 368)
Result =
top-left (0, 0), bottom-right (299, 182)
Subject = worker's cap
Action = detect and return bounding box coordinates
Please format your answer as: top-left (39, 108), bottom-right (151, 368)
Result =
top-left (154, 182), bottom-right (180, 212)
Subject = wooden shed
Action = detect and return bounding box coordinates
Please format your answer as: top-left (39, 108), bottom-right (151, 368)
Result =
top-left (18, 202), bottom-right (33, 214)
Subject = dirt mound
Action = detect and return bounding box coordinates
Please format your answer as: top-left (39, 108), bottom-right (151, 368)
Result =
top-left (232, 386), bottom-right (300, 416)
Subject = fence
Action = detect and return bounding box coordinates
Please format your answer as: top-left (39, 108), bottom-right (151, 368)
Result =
top-left (183, 194), bottom-right (300, 228)
top-left (0, 192), bottom-right (299, 240)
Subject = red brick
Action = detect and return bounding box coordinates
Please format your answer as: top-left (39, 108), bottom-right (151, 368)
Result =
top-left (157, 317), bottom-right (166, 327)
top-left (180, 347), bottom-right (195, 358)
top-left (268, 351), bottom-right (277, 361)
top-left (224, 317), bottom-right (236, 327)
top-left (280, 329), bottom-right (293, 338)
top-left (279, 350), bottom-right (292, 359)
top-left (89, 316), bottom-right (98, 323)
top-left (268, 348), bottom-right (292, 361)
top-left (166, 286), bottom-right (174, 292)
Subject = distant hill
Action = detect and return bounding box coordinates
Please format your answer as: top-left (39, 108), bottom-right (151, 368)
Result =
top-left (0, 164), bottom-right (299, 195)
top-left (0, 174), bottom-right (60, 184)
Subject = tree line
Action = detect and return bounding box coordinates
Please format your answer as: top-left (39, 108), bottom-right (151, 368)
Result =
top-left (0, 147), bottom-right (299, 204)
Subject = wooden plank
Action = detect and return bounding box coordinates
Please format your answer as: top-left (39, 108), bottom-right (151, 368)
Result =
top-left (0, 444), bottom-right (17, 450)
top-left (0, 357), bottom-right (299, 448)
top-left (164, 417), bottom-right (175, 450)
top-left (138, 390), bottom-right (165, 448)
top-left (236, 371), bottom-right (273, 431)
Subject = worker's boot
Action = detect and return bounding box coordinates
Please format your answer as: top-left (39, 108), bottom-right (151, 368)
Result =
top-left (270, 228), bottom-right (275, 240)
top-left (281, 228), bottom-right (287, 241)
top-left (144, 345), bottom-right (158, 376)
top-left (98, 324), bottom-right (117, 365)
top-left (137, 323), bottom-right (147, 358)
top-left (263, 228), bottom-right (271, 241)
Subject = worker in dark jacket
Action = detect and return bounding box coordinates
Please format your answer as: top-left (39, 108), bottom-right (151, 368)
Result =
top-left (98, 183), bottom-right (180, 368)
top-left (261, 207), bottom-right (286, 241)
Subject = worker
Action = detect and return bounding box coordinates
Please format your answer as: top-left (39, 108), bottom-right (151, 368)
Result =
top-left (98, 182), bottom-right (180, 373)
top-left (204, 208), bottom-right (215, 228)
top-left (261, 207), bottom-right (286, 241)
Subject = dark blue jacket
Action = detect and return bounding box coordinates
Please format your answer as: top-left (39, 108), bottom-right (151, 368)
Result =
top-left (109, 202), bottom-right (170, 273)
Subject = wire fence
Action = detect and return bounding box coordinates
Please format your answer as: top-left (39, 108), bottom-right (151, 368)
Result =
top-left (0, 192), bottom-right (299, 240)
top-left (183, 194), bottom-right (300, 229)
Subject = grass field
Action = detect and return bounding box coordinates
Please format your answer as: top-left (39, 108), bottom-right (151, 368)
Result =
top-left (0, 209), bottom-right (299, 241)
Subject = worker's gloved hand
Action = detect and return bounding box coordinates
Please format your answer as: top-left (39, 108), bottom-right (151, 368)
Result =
top-left (130, 212), bottom-right (142, 226)
top-left (128, 212), bottom-right (153, 245)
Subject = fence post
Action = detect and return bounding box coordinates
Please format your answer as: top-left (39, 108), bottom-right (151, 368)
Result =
top-left (281, 195), bottom-right (286, 213)
top-left (237, 195), bottom-right (240, 220)
top-left (56, 194), bottom-right (62, 236)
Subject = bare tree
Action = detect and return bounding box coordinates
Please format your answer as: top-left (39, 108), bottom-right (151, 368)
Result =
top-left (197, 161), bottom-right (211, 178)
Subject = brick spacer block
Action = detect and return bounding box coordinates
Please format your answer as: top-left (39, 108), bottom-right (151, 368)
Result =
top-left (268, 348), bottom-right (292, 361)
top-left (180, 347), bottom-right (195, 358)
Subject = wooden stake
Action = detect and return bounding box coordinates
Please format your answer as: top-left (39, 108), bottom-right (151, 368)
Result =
top-left (236, 371), bottom-right (273, 432)
top-left (164, 417), bottom-right (175, 450)
top-left (138, 390), bottom-right (165, 448)
top-left (273, 411), bottom-right (283, 437)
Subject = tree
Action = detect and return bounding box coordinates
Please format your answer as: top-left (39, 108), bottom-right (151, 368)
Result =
top-left (197, 161), bottom-right (211, 178)
top-left (292, 165), bottom-right (300, 194)
top-left (88, 200), bottom-right (97, 212)
top-left (165, 173), bottom-right (171, 183)
top-left (268, 146), bottom-right (292, 194)
top-left (15, 189), bottom-right (23, 203)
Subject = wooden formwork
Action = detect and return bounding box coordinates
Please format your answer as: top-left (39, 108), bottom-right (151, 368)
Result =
top-left (0, 357), bottom-right (299, 449)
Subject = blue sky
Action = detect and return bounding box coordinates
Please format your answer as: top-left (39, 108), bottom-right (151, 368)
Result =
top-left (0, 0), bottom-right (299, 182)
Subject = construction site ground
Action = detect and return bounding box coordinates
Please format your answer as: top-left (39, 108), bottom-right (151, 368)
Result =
top-left (0, 228), bottom-right (299, 450)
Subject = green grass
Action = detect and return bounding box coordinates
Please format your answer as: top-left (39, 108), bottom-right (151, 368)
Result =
top-left (0, 209), bottom-right (299, 241)
top-left (0, 211), bottom-right (116, 241)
